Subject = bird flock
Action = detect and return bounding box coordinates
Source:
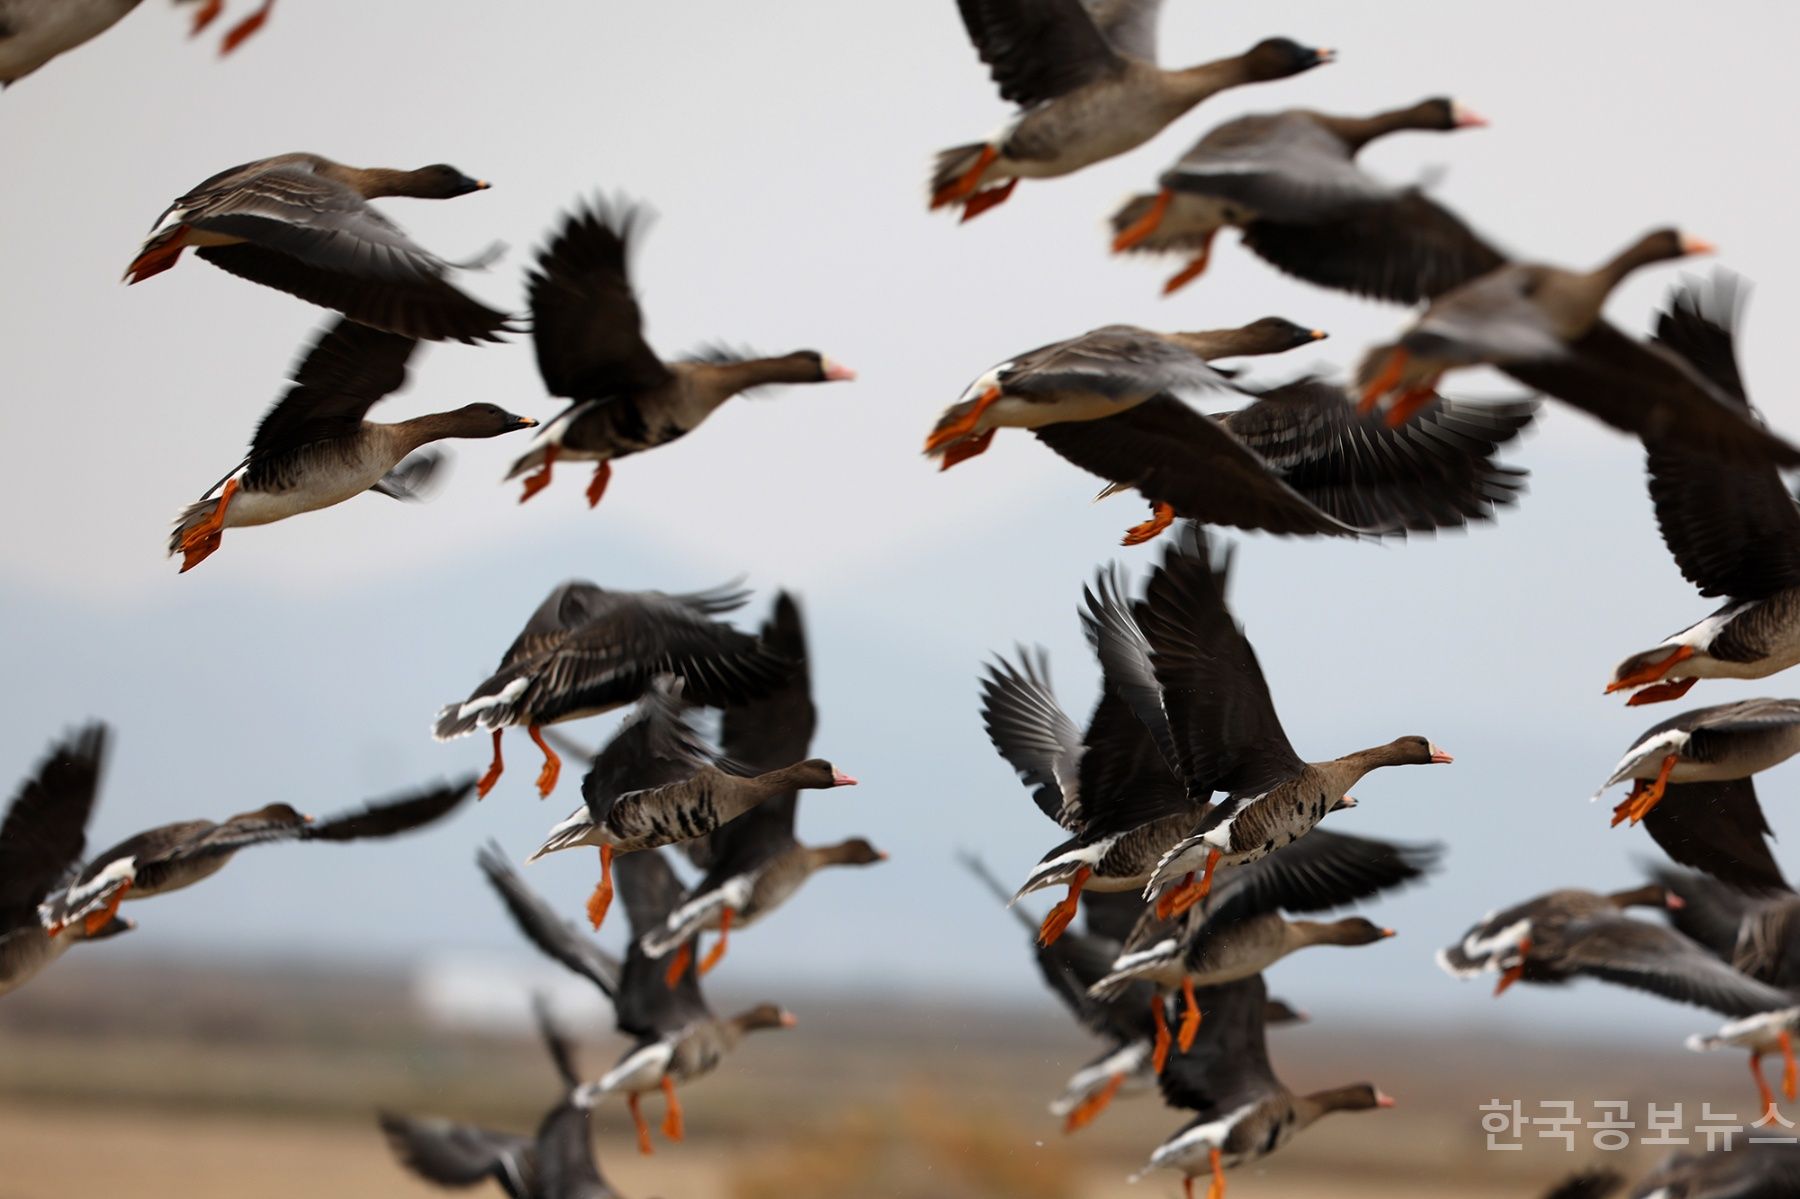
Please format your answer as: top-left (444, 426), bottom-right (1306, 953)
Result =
top-left (5, 2), bottom-right (1800, 1198)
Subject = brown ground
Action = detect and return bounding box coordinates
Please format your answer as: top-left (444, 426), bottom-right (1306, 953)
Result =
top-left (0, 957), bottom-right (1728, 1198)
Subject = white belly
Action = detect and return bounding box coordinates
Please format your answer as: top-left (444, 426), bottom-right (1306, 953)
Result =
top-left (225, 455), bottom-right (396, 529)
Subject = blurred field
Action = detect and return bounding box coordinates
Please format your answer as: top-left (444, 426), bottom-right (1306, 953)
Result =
top-left (0, 955), bottom-right (1749, 1198)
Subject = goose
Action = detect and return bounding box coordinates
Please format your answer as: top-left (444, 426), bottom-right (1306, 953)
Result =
top-left (39, 777), bottom-right (472, 934)
top-left (1091, 828), bottom-right (1434, 1070)
top-left (980, 533), bottom-right (1232, 944)
top-left (931, 0), bottom-right (1331, 221)
top-left (378, 995), bottom-right (621, 1199)
top-left (961, 853), bottom-right (1303, 1133)
top-left (1357, 230), bottom-right (1800, 467)
top-left (504, 200), bottom-right (853, 507)
top-left (433, 580), bottom-right (794, 800)
top-left (924, 317), bottom-right (1322, 471)
top-left (1593, 699), bottom-right (1800, 888)
top-left (1111, 96), bottom-right (1497, 298)
top-left (0, 725), bottom-right (136, 999)
top-left (479, 845), bottom-right (794, 1157)
top-left (1034, 374), bottom-right (1537, 545)
top-left (525, 681), bottom-right (855, 935)
top-left (1606, 275), bottom-right (1800, 706)
top-left (124, 153), bottom-right (509, 343)
top-left (168, 318), bottom-right (534, 571)
top-left (1131, 973), bottom-right (1390, 1199)
top-left (0, 0), bottom-right (139, 84)
top-left (1135, 526), bottom-right (1451, 913)
top-left (1630, 1139), bottom-right (1800, 1198)
top-left (1438, 883), bottom-right (1791, 1028)
top-left (642, 594), bottom-right (884, 980)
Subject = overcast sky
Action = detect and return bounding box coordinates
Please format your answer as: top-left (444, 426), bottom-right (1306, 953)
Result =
top-left (3, 0), bottom-right (1798, 1069)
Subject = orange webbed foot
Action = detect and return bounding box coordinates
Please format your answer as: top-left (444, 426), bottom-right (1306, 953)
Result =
top-left (587, 847), bottom-right (616, 931)
top-left (1626, 677), bottom-right (1700, 706)
top-left (1382, 385), bottom-right (1439, 428)
top-left (1358, 348), bottom-right (1410, 415)
top-left (1607, 645), bottom-right (1695, 694)
top-left (81, 880), bottom-right (132, 937)
top-left (527, 726), bottom-right (561, 798)
top-left (627, 1093), bottom-right (654, 1156)
top-left (124, 233), bottom-right (188, 284)
top-left (925, 387), bottom-right (1001, 455)
top-left (177, 476), bottom-right (238, 572)
top-left (1493, 938), bottom-right (1531, 996)
top-left (518, 446), bottom-right (558, 504)
top-left (664, 943), bottom-right (694, 988)
top-left (1037, 867), bottom-right (1089, 947)
top-left (959, 178), bottom-right (1018, 222)
top-left (1112, 189), bottom-right (1172, 253)
top-left (1063, 1072), bottom-right (1126, 1134)
top-left (1177, 979), bottom-right (1202, 1052)
top-left (476, 730), bottom-right (505, 799)
top-left (219, 0), bottom-right (273, 54)
top-left (1151, 996), bottom-right (1173, 1075)
top-left (931, 145), bottom-right (999, 210)
top-left (189, 0), bottom-right (225, 34)
top-left (585, 462), bottom-right (612, 509)
top-left (937, 429), bottom-right (995, 471)
top-left (1122, 502), bottom-right (1175, 547)
top-left (699, 908), bottom-right (734, 975)
top-left (660, 1076), bottom-right (684, 1142)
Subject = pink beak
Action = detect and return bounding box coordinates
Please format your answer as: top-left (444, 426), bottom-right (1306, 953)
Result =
top-left (1381, 928), bottom-right (1397, 938)
top-left (1680, 234), bottom-right (1717, 256)
top-left (1376, 1091), bottom-right (1397, 1109)
top-left (1452, 101), bottom-right (1489, 129)
top-left (1666, 892), bottom-right (1688, 911)
top-left (1429, 744), bottom-right (1454, 765)
top-left (823, 359), bottom-right (857, 382)
top-left (831, 769), bottom-right (858, 787)
top-left (779, 1011), bottom-right (799, 1028)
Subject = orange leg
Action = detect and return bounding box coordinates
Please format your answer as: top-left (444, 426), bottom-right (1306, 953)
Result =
top-left (1382, 383), bottom-right (1441, 429)
top-left (1177, 978), bottom-right (1202, 1052)
top-left (587, 845), bottom-right (615, 931)
top-left (1493, 938), bottom-right (1531, 996)
top-left (931, 144), bottom-right (999, 209)
top-left (189, 0), bottom-right (224, 34)
top-left (1783, 1030), bottom-right (1797, 1101)
top-left (518, 445), bottom-right (558, 503)
top-left (925, 387), bottom-right (1002, 454)
top-left (937, 429), bottom-right (996, 472)
top-left (1122, 502), bottom-right (1176, 547)
top-left (1112, 189), bottom-right (1172, 253)
top-left (585, 462), bottom-right (612, 509)
top-left (1155, 872), bottom-right (1195, 920)
top-left (1607, 645), bottom-right (1696, 693)
top-left (219, 0), bottom-right (274, 54)
top-left (1191, 850), bottom-right (1223, 907)
top-left (660, 1075), bottom-right (685, 1142)
top-left (178, 477), bottom-right (239, 572)
top-left (125, 229), bottom-right (189, 284)
top-left (476, 730), bottom-right (505, 799)
top-left (1162, 233), bottom-right (1218, 295)
top-left (527, 724), bottom-right (561, 797)
top-left (959, 178), bottom-right (1018, 222)
top-left (1205, 1147), bottom-right (1226, 1199)
top-left (1151, 995), bottom-right (1173, 1075)
top-left (1753, 1052), bottom-right (1778, 1116)
top-left (81, 880), bottom-right (132, 937)
top-left (627, 1093), bottom-right (654, 1156)
top-left (664, 942), bottom-right (695, 988)
top-left (1627, 677), bottom-right (1700, 706)
top-left (699, 907), bottom-right (735, 975)
top-left (1358, 348), bottom-right (1410, 414)
top-left (1037, 867), bottom-right (1090, 947)
top-left (1624, 755), bottom-right (1680, 826)
top-left (1183, 1178), bottom-right (1196, 1199)
top-left (1062, 1071), bottom-right (1126, 1133)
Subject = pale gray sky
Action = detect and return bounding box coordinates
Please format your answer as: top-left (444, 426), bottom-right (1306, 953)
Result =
top-left (3, 0), bottom-right (1798, 1071)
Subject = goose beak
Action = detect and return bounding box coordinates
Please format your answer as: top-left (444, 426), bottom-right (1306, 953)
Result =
top-left (1451, 101), bottom-right (1489, 129)
top-left (474, 180), bottom-right (492, 190)
top-left (513, 415), bottom-right (539, 429)
top-left (779, 1011), bottom-right (799, 1028)
top-left (1666, 892), bottom-right (1688, 911)
top-left (304, 813), bottom-right (316, 824)
top-left (831, 769), bottom-right (858, 787)
top-left (877, 851), bottom-right (891, 861)
top-left (1309, 329), bottom-right (1328, 341)
top-left (1313, 47), bottom-right (1337, 64)
top-left (1429, 744), bottom-right (1454, 764)
top-left (1679, 234), bottom-right (1716, 256)
top-left (1381, 928), bottom-right (1397, 938)
top-left (1336, 795), bottom-right (1358, 809)
top-left (1376, 1091), bottom-right (1397, 1108)
top-left (822, 357), bottom-right (857, 382)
